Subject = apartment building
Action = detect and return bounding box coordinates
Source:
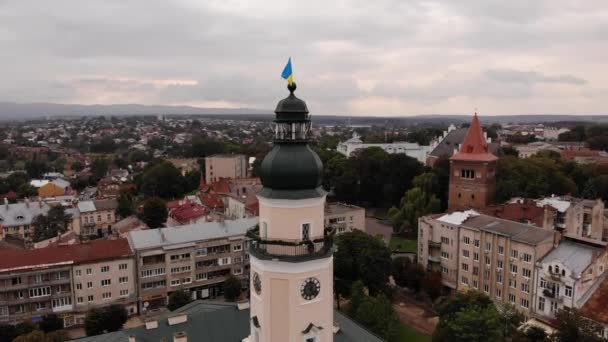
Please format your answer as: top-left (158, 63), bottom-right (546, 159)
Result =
top-left (324, 203), bottom-right (366, 234)
top-left (77, 199), bottom-right (118, 237)
top-left (205, 154), bottom-right (247, 183)
top-left (534, 239), bottom-right (608, 320)
top-left (535, 196), bottom-right (605, 241)
top-left (419, 210), bottom-right (555, 317)
top-left (127, 217), bottom-right (257, 312)
top-left (0, 239), bottom-right (134, 327)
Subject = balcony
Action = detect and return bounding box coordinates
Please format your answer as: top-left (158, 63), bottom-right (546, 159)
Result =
top-left (543, 288), bottom-right (556, 298)
top-left (247, 226), bottom-right (335, 263)
top-left (429, 240), bottom-right (442, 248)
top-left (428, 255), bottom-right (441, 263)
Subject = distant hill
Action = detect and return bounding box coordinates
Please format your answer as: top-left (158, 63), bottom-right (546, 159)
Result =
top-left (0, 102), bottom-right (606, 124)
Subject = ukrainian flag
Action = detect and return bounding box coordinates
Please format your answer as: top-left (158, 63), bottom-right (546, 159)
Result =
top-left (281, 58), bottom-right (293, 85)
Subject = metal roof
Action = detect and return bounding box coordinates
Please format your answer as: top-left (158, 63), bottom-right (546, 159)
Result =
top-left (0, 201), bottom-right (50, 227)
top-left (128, 217), bottom-right (258, 250)
top-left (461, 214), bottom-right (554, 245)
top-left (540, 240), bottom-right (601, 277)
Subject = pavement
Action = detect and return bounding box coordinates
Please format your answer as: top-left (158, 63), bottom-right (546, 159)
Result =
top-left (365, 217), bottom-right (393, 245)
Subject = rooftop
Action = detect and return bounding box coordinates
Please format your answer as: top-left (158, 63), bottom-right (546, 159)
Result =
top-left (128, 217), bottom-right (258, 250)
top-left (581, 275), bottom-right (608, 325)
top-left (540, 239), bottom-right (602, 276)
top-left (429, 127), bottom-right (501, 159)
top-left (69, 301), bottom-right (384, 342)
top-left (0, 201), bottom-right (50, 227)
top-left (0, 239), bottom-right (132, 273)
top-left (325, 203), bottom-right (364, 216)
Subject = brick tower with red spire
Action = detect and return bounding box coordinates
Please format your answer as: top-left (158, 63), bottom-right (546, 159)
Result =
top-left (448, 113), bottom-right (498, 211)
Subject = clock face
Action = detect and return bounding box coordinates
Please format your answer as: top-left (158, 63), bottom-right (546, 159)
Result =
top-left (300, 277), bottom-right (320, 300)
top-left (253, 272), bottom-right (261, 295)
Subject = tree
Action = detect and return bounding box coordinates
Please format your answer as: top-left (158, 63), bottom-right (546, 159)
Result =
top-left (354, 294), bottom-right (400, 342)
top-left (391, 257), bottom-right (424, 292)
top-left (13, 330), bottom-right (68, 342)
top-left (520, 325), bottom-right (548, 342)
top-left (116, 192), bottom-right (134, 218)
top-left (421, 271), bottom-right (443, 300)
top-left (140, 162), bottom-right (185, 198)
top-left (168, 290), bottom-right (193, 311)
top-left (71, 161), bottom-right (85, 172)
top-left (433, 291), bottom-right (502, 342)
top-left (85, 305), bottom-right (128, 336)
top-left (554, 308), bottom-right (604, 342)
top-left (388, 172), bottom-right (441, 235)
top-left (140, 197), bottom-right (168, 228)
top-left (25, 160), bottom-right (49, 179)
top-left (348, 280), bottom-right (366, 315)
top-left (90, 158), bottom-right (109, 182)
top-left (502, 146), bottom-right (519, 157)
top-left (0, 323), bottom-right (17, 342)
top-left (32, 206), bottom-right (72, 242)
top-left (223, 276), bottom-right (243, 302)
top-left (334, 230), bottom-right (392, 298)
top-left (39, 314), bottom-right (63, 332)
top-left (497, 303), bottom-right (524, 340)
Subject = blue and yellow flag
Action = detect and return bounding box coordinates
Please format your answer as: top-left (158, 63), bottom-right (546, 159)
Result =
top-left (281, 58), bottom-right (293, 85)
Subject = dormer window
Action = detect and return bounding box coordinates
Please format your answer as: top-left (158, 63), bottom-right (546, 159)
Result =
top-left (15, 215), bottom-right (25, 221)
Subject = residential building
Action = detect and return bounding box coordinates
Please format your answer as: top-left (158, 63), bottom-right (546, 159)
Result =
top-left (337, 131), bottom-right (430, 163)
top-left (223, 178), bottom-right (262, 220)
top-left (167, 201), bottom-right (210, 226)
top-left (0, 239), bottom-right (135, 327)
top-left (127, 217), bottom-right (256, 312)
top-left (324, 203), bottom-right (365, 234)
top-left (0, 199), bottom-right (79, 242)
top-left (71, 301), bottom-right (383, 342)
top-left (205, 154), bottom-right (247, 182)
top-left (534, 196), bottom-right (605, 242)
top-left (448, 113), bottom-right (498, 211)
top-left (30, 179), bottom-right (71, 198)
top-left (418, 210), bottom-right (555, 317)
top-left (513, 142), bottom-right (562, 158)
top-left (77, 199), bottom-right (118, 237)
top-left (426, 124), bottom-right (501, 167)
top-left (534, 239), bottom-right (608, 320)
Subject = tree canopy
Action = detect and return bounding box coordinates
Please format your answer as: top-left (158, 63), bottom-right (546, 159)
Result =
top-left (85, 305), bottom-right (128, 336)
top-left (168, 290), bottom-right (193, 311)
top-left (222, 276), bottom-right (243, 302)
top-left (32, 206), bottom-right (72, 242)
top-left (140, 197), bottom-right (167, 228)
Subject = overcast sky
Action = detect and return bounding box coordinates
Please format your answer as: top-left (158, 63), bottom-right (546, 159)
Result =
top-left (1, 0), bottom-right (607, 116)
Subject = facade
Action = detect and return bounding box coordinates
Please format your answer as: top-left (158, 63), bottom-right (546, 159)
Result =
top-left (38, 179), bottom-right (71, 198)
top-left (127, 218), bottom-right (256, 312)
top-left (337, 131), bottom-right (430, 163)
top-left (0, 239), bottom-right (134, 327)
top-left (0, 199), bottom-right (79, 242)
top-left (248, 83), bottom-right (334, 342)
top-left (534, 239), bottom-right (608, 320)
top-left (324, 203), bottom-right (365, 234)
top-left (77, 199), bottom-right (118, 237)
top-left (448, 114), bottom-right (498, 211)
top-left (205, 154), bottom-right (247, 183)
top-left (418, 210), bottom-right (555, 317)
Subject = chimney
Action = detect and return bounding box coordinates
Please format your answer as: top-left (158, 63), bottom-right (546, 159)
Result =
top-left (128, 335), bottom-right (136, 342)
top-left (25, 198), bottom-right (29, 208)
top-left (4, 197), bottom-right (8, 209)
top-left (174, 332), bottom-right (187, 342)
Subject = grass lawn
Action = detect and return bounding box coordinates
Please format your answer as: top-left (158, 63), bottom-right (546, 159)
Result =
top-left (396, 324), bottom-right (431, 342)
top-left (389, 236), bottom-right (417, 253)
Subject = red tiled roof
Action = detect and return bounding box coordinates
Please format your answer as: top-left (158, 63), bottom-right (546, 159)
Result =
top-left (200, 178), bottom-right (231, 194)
top-left (451, 113), bottom-right (498, 162)
top-left (0, 239), bottom-right (132, 272)
top-left (170, 202), bottom-right (209, 223)
top-left (581, 276), bottom-right (608, 325)
top-left (199, 192), bottom-right (225, 210)
top-left (246, 201), bottom-right (259, 216)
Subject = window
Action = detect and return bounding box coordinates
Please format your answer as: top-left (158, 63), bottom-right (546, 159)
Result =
top-left (442, 267), bottom-right (448, 274)
top-left (75, 270), bottom-right (82, 277)
top-left (484, 270), bottom-right (490, 280)
top-left (522, 268), bottom-right (531, 278)
top-left (34, 302), bottom-right (46, 311)
top-left (29, 286), bottom-right (51, 298)
top-left (102, 292), bottom-right (111, 300)
top-left (302, 223), bottom-right (311, 240)
top-left (498, 245), bottom-right (504, 255)
top-left (141, 268), bottom-right (165, 278)
top-left (474, 239), bottom-right (480, 247)
top-left (441, 236), bottom-right (450, 244)
top-left (509, 279), bottom-right (517, 289)
top-left (441, 251), bottom-right (449, 259)
top-left (233, 268), bottom-right (243, 275)
top-left (119, 277), bottom-right (128, 284)
top-left (461, 169), bottom-right (475, 179)
top-left (77, 297), bottom-right (84, 304)
top-left (52, 297), bottom-right (72, 308)
top-left (101, 265), bottom-right (110, 272)
top-left (538, 296), bottom-right (545, 311)
top-left (565, 286), bottom-right (573, 297)
top-left (76, 283), bottom-right (82, 290)
top-left (0, 306), bottom-right (8, 317)
top-left (171, 279), bottom-right (181, 286)
top-left (196, 272), bottom-right (208, 281)
top-left (473, 266), bottom-right (479, 276)
top-left (510, 249), bottom-right (519, 258)
top-left (462, 249), bottom-right (470, 258)
top-left (462, 263), bottom-right (469, 272)
top-left (233, 244), bottom-right (243, 252)
top-left (196, 248), bottom-right (208, 256)
top-left (119, 263), bottom-right (128, 270)
top-left (234, 256), bottom-right (243, 263)
top-left (496, 273), bottom-right (503, 283)
top-left (540, 278), bottom-right (546, 289)
top-left (34, 274), bottom-right (43, 283)
top-left (182, 277), bottom-right (192, 284)
top-left (521, 283), bottom-right (530, 293)
top-left (510, 263), bottom-right (518, 274)
top-left (509, 293), bottom-right (516, 303)
top-left (521, 298), bottom-right (530, 309)
top-left (11, 277), bottom-right (21, 285)
top-left (473, 252), bottom-right (479, 261)
top-left (523, 253), bottom-right (532, 263)
top-left (88, 295), bottom-right (94, 302)
top-left (484, 284), bottom-right (489, 293)
top-left (218, 257), bottom-right (231, 265)
top-left (496, 288), bottom-right (502, 298)
top-left (120, 289), bottom-right (129, 297)
top-left (497, 260), bottom-right (503, 269)
top-left (463, 236), bottom-right (471, 245)
top-left (473, 280), bottom-right (478, 289)
top-left (86, 268), bottom-right (92, 275)
top-left (485, 256), bottom-right (491, 265)
top-left (461, 276), bottom-right (469, 285)
top-left (171, 266), bottom-right (191, 274)
top-left (87, 282), bottom-right (93, 289)
top-left (485, 242), bottom-right (492, 251)
top-left (101, 279), bottom-right (111, 287)
top-left (107, 213), bottom-right (111, 220)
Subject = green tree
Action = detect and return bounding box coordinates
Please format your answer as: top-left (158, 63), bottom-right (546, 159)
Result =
top-left (32, 206), bottom-right (72, 242)
top-left (90, 158), bottom-right (109, 182)
top-left (116, 192), bottom-right (134, 218)
top-left (39, 313), bottom-right (64, 332)
top-left (554, 308), bottom-right (604, 342)
top-left (168, 290), bottom-right (193, 311)
top-left (354, 294), bottom-right (400, 342)
top-left (13, 330), bottom-right (68, 342)
top-left (140, 162), bottom-right (185, 198)
top-left (140, 197), bottom-right (167, 228)
top-left (421, 271), bottom-right (443, 300)
top-left (25, 160), bottom-right (49, 179)
top-left (521, 325), bottom-right (548, 342)
top-left (388, 172), bottom-right (441, 234)
top-left (497, 303), bottom-right (524, 340)
top-left (84, 305), bottom-right (128, 336)
top-left (71, 161), bottom-right (85, 172)
top-left (391, 257), bottom-right (424, 292)
top-left (334, 230), bottom-right (392, 298)
top-left (502, 146), bottom-right (519, 157)
top-left (223, 276), bottom-right (243, 302)
top-left (348, 280), bottom-right (366, 315)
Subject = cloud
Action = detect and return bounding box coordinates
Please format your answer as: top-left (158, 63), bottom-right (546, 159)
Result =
top-left (484, 69), bottom-right (587, 85)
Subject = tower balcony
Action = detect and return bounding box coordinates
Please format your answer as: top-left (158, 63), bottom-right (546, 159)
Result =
top-left (246, 226), bottom-right (335, 263)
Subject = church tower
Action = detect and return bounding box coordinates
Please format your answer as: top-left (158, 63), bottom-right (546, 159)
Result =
top-left (448, 113), bottom-right (498, 211)
top-left (249, 83), bottom-right (334, 342)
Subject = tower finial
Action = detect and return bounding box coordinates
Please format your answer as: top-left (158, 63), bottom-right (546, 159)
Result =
top-left (288, 82), bottom-right (297, 95)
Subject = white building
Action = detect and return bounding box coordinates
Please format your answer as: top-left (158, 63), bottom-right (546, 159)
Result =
top-left (337, 132), bottom-right (430, 163)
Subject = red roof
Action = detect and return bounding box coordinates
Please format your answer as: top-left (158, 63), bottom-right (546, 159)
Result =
top-left (200, 178), bottom-right (231, 194)
top-left (451, 113), bottom-right (498, 162)
top-left (199, 192), bottom-right (225, 210)
top-left (170, 202), bottom-right (209, 223)
top-left (581, 276), bottom-right (608, 324)
top-left (246, 201), bottom-right (260, 216)
top-left (481, 201), bottom-right (551, 228)
top-left (0, 239), bottom-right (132, 272)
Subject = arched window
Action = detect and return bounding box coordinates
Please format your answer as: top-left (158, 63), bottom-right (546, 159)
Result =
top-left (549, 266), bottom-right (552, 273)
top-left (562, 269), bottom-right (566, 276)
top-left (555, 265), bottom-right (560, 274)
